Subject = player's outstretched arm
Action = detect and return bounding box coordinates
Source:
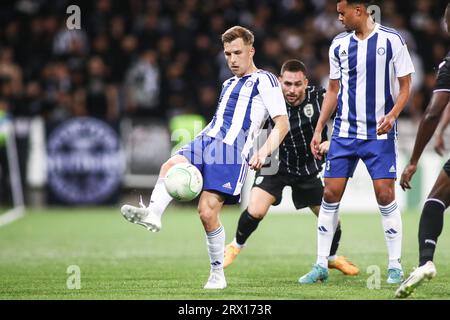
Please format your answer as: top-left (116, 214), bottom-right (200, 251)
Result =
top-left (434, 101), bottom-right (450, 156)
top-left (311, 79), bottom-right (339, 160)
top-left (400, 91), bottom-right (450, 190)
top-left (249, 114), bottom-right (289, 170)
top-left (377, 74), bottom-right (411, 136)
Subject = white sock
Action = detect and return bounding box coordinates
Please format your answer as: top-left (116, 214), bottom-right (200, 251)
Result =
top-left (148, 178), bottom-right (173, 218)
top-left (232, 238), bottom-right (245, 249)
top-left (206, 225), bottom-right (225, 270)
top-left (316, 200), bottom-right (340, 268)
top-left (379, 201), bottom-right (402, 270)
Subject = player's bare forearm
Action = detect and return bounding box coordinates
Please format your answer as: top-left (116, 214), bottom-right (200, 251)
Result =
top-left (377, 75), bottom-right (411, 135)
top-left (435, 101), bottom-right (450, 137)
top-left (434, 102), bottom-right (450, 155)
top-left (390, 75), bottom-right (412, 119)
top-left (409, 92), bottom-right (450, 165)
top-left (250, 115), bottom-right (289, 170)
top-left (314, 79), bottom-right (339, 135)
top-left (311, 79), bottom-right (338, 159)
top-left (259, 115), bottom-right (289, 157)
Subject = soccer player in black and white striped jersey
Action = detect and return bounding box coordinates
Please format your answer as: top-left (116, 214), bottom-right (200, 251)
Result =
top-left (224, 59), bottom-right (359, 275)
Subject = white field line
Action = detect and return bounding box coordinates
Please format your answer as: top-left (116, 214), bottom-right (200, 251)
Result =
top-left (0, 206), bottom-right (25, 227)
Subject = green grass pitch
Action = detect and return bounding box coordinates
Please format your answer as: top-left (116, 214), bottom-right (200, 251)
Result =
top-left (0, 206), bottom-right (449, 300)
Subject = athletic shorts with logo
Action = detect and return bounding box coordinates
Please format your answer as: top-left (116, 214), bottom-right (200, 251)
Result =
top-left (324, 137), bottom-right (397, 179)
top-left (175, 134), bottom-right (248, 204)
top-left (253, 171), bottom-right (323, 209)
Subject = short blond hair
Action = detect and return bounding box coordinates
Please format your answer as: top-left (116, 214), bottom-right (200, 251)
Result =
top-left (221, 26), bottom-right (254, 45)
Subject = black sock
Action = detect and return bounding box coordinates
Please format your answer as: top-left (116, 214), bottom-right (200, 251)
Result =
top-left (329, 223), bottom-right (342, 257)
top-left (235, 209), bottom-right (262, 246)
top-left (419, 200), bottom-right (445, 266)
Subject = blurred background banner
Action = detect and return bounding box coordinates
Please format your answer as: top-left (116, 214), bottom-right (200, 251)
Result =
top-left (46, 117), bottom-right (124, 205)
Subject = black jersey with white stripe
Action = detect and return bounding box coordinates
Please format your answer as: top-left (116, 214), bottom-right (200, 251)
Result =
top-left (434, 50), bottom-right (450, 92)
top-left (273, 86), bottom-right (328, 177)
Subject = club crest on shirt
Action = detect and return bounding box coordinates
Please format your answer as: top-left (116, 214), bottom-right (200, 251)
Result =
top-left (245, 80), bottom-right (254, 87)
top-left (377, 47), bottom-right (386, 56)
top-left (303, 104), bottom-right (314, 118)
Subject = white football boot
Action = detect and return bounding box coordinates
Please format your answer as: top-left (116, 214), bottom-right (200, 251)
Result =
top-left (203, 269), bottom-right (227, 290)
top-left (121, 196), bottom-right (161, 232)
top-left (395, 261), bottom-right (437, 298)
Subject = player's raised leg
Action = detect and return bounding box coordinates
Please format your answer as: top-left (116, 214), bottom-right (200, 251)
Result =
top-left (309, 205), bottom-right (359, 275)
top-left (373, 178), bottom-right (404, 284)
top-left (224, 187), bottom-right (275, 268)
top-left (299, 177), bottom-right (347, 284)
top-left (198, 191), bottom-right (227, 289)
top-left (120, 154), bottom-right (188, 232)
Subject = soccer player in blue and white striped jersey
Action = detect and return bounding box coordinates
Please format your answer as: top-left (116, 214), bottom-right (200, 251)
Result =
top-left (299, 0), bottom-right (415, 285)
top-left (121, 26), bottom-right (289, 289)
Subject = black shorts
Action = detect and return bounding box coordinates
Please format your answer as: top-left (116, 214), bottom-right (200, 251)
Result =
top-left (252, 172), bottom-right (324, 209)
top-left (444, 158), bottom-right (450, 177)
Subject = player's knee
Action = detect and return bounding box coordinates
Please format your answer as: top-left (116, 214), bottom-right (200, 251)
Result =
top-left (197, 205), bottom-right (217, 228)
top-left (161, 160), bottom-right (173, 172)
top-left (247, 202), bottom-right (267, 219)
top-left (322, 187), bottom-right (341, 203)
top-left (197, 203), bottom-right (213, 220)
top-left (162, 156), bottom-right (185, 172)
top-left (376, 190), bottom-right (394, 206)
top-left (247, 207), bottom-right (266, 219)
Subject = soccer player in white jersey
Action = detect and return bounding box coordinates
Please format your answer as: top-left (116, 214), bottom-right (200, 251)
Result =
top-left (299, 0), bottom-right (415, 284)
top-left (120, 26), bottom-right (289, 289)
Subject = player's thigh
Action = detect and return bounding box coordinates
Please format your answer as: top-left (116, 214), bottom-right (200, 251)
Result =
top-left (427, 168), bottom-right (450, 207)
top-left (360, 139), bottom-right (397, 180)
top-left (247, 187), bottom-right (276, 219)
top-left (249, 173), bottom-right (284, 217)
top-left (198, 190), bottom-right (225, 213)
top-left (291, 175), bottom-right (323, 211)
top-left (201, 139), bottom-right (248, 201)
top-left (173, 134), bottom-right (209, 173)
top-left (159, 154), bottom-right (189, 177)
top-left (324, 137), bottom-right (359, 179)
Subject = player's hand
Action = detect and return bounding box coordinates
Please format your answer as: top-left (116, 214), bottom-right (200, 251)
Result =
top-left (318, 141), bottom-right (330, 156)
top-left (249, 152), bottom-right (266, 170)
top-left (400, 163), bottom-right (417, 191)
top-left (434, 135), bottom-right (445, 156)
top-left (377, 114), bottom-right (396, 135)
top-left (310, 132), bottom-right (323, 160)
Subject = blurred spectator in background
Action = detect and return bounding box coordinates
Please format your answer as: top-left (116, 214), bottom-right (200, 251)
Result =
top-left (125, 49), bottom-right (160, 119)
top-left (313, 1), bottom-right (345, 39)
top-left (0, 47), bottom-right (22, 100)
top-left (74, 56), bottom-right (119, 122)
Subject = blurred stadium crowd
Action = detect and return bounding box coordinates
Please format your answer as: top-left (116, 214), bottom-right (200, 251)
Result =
top-left (0, 0), bottom-right (449, 125)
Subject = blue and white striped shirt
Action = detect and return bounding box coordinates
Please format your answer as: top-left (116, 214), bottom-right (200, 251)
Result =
top-left (329, 23), bottom-right (415, 140)
top-left (204, 70), bottom-right (287, 159)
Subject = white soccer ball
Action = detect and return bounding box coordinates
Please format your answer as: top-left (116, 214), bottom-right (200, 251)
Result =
top-left (164, 162), bottom-right (203, 201)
